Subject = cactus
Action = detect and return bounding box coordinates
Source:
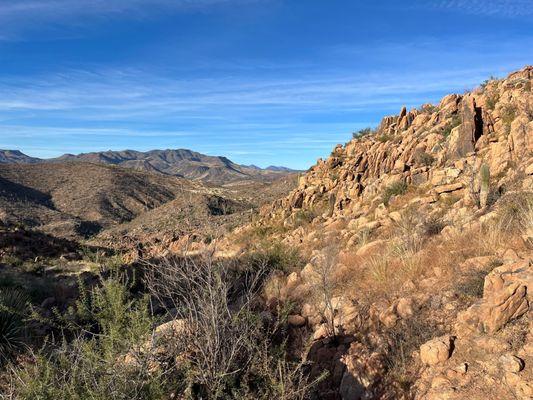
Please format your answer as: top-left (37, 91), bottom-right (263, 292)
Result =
top-left (479, 163), bottom-right (490, 208)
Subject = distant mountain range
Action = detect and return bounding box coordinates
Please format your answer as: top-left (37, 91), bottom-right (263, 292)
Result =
top-left (0, 149), bottom-right (299, 185)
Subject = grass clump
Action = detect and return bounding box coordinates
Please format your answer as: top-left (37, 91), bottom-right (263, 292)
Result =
top-left (495, 192), bottom-right (533, 242)
top-left (377, 134), bottom-right (392, 143)
top-left (382, 181), bottom-right (408, 206)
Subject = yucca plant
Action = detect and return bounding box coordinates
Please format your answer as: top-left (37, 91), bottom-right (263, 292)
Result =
top-left (0, 288), bottom-right (28, 361)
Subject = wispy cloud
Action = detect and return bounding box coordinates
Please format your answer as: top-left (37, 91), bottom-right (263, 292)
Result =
top-left (432, 0), bottom-right (533, 17)
top-left (0, 0), bottom-right (260, 40)
top-left (1, 33), bottom-right (531, 168)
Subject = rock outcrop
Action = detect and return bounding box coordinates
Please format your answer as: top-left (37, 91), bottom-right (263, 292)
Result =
top-left (239, 66), bottom-right (532, 399)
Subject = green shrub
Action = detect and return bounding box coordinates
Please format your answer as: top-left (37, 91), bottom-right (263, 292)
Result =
top-left (247, 241), bottom-right (304, 273)
top-left (442, 115), bottom-right (461, 137)
top-left (382, 181), bottom-right (408, 206)
top-left (353, 127), bottom-right (375, 138)
top-left (0, 288), bottom-right (28, 362)
top-left (480, 76), bottom-right (498, 92)
top-left (485, 91), bottom-right (500, 110)
top-left (500, 103), bottom-right (517, 133)
top-left (9, 274), bottom-right (168, 400)
top-left (1, 255), bottom-right (23, 268)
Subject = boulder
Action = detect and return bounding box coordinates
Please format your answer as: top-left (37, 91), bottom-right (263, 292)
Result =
top-left (456, 260), bottom-right (531, 335)
top-left (420, 336), bottom-right (454, 366)
top-left (499, 354), bottom-right (525, 373)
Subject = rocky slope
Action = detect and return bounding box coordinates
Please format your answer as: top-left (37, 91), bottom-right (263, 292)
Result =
top-left (0, 148), bottom-right (297, 185)
top-left (230, 66), bottom-right (532, 399)
top-left (0, 162), bottom-right (225, 238)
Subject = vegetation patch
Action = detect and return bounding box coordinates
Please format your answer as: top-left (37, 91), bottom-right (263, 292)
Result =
top-left (442, 115), bottom-right (461, 137)
top-left (382, 181), bottom-right (408, 206)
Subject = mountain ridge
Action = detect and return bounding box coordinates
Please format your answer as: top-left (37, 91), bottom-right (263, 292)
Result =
top-left (0, 148), bottom-right (299, 185)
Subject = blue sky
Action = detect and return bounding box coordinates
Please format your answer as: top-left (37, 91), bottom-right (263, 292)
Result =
top-left (0, 0), bottom-right (531, 169)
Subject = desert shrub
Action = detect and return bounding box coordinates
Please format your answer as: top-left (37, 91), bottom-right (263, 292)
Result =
top-left (247, 222), bottom-right (288, 240)
top-left (293, 208), bottom-right (321, 227)
top-left (144, 255), bottom-right (319, 399)
top-left (442, 115), bottom-right (461, 137)
top-left (8, 273), bottom-right (168, 400)
top-left (385, 308), bottom-right (445, 392)
top-left (0, 288), bottom-right (28, 363)
top-left (0, 255), bottom-right (23, 268)
top-left (382, 181), bottom-right (408, 206)
top-left (352, 127), bottom-right (375, 138)
top-left (247, 241), bottom-right (305, 273)
top-left (422, 216), bottom-right (445, 237)
top-left (456, 259), bottom-right (502, 299)
top-left (485, 90), bottom-right (500, 110)
top-left (500, 103), bottom-right (517, 133)
top-left (480, 76), bottom-right (498, 92)
top-left (495, 192), bottom-right (533, 241)
top-left (11, 337), bottom-right (168, 400)
top-left (377, 134), bottom-right (392, 143)
top-left (414, 151), bottom-right (435, 166)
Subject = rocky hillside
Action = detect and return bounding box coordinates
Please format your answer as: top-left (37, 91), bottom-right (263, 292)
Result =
top-left (230, 66), bottom-right (532, 399)
top-left (0, 162), bottom-right (224, 238)
top-left (0, 148), bottom-right (297, 185)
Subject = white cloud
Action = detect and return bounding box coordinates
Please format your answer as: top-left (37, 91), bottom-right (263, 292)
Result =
top-left (0, 0), bottom-right (260, 40)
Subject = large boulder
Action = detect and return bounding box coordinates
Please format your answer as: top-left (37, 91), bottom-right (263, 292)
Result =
top-left (420, 336), bottom-right (454, 366)
top-left (455, 260), bottom-right (531, 335)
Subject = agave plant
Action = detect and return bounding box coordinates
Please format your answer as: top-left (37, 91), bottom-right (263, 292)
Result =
top-left (0, 288), bottom-right (28, 361)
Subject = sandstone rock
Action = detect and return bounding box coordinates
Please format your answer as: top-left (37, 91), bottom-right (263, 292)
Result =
top-left (313, 324), bottom-right (329, 340)
top-left (499, 354), bottom-right (525, 373)
top-left (396, 297), bottom-right (415, 319)
top-left (456, 260), bottom-right (531, 335)
top-left (379, 305), bottom-right (398, 328)
top-left (287, 314), bottom-right (307, 327)
top-left (420, 336), bottom-right (454, 366)
top-left (286, 271), bottom-right (300, 289)
top-left (434, 182), bottom-right (464, 194)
